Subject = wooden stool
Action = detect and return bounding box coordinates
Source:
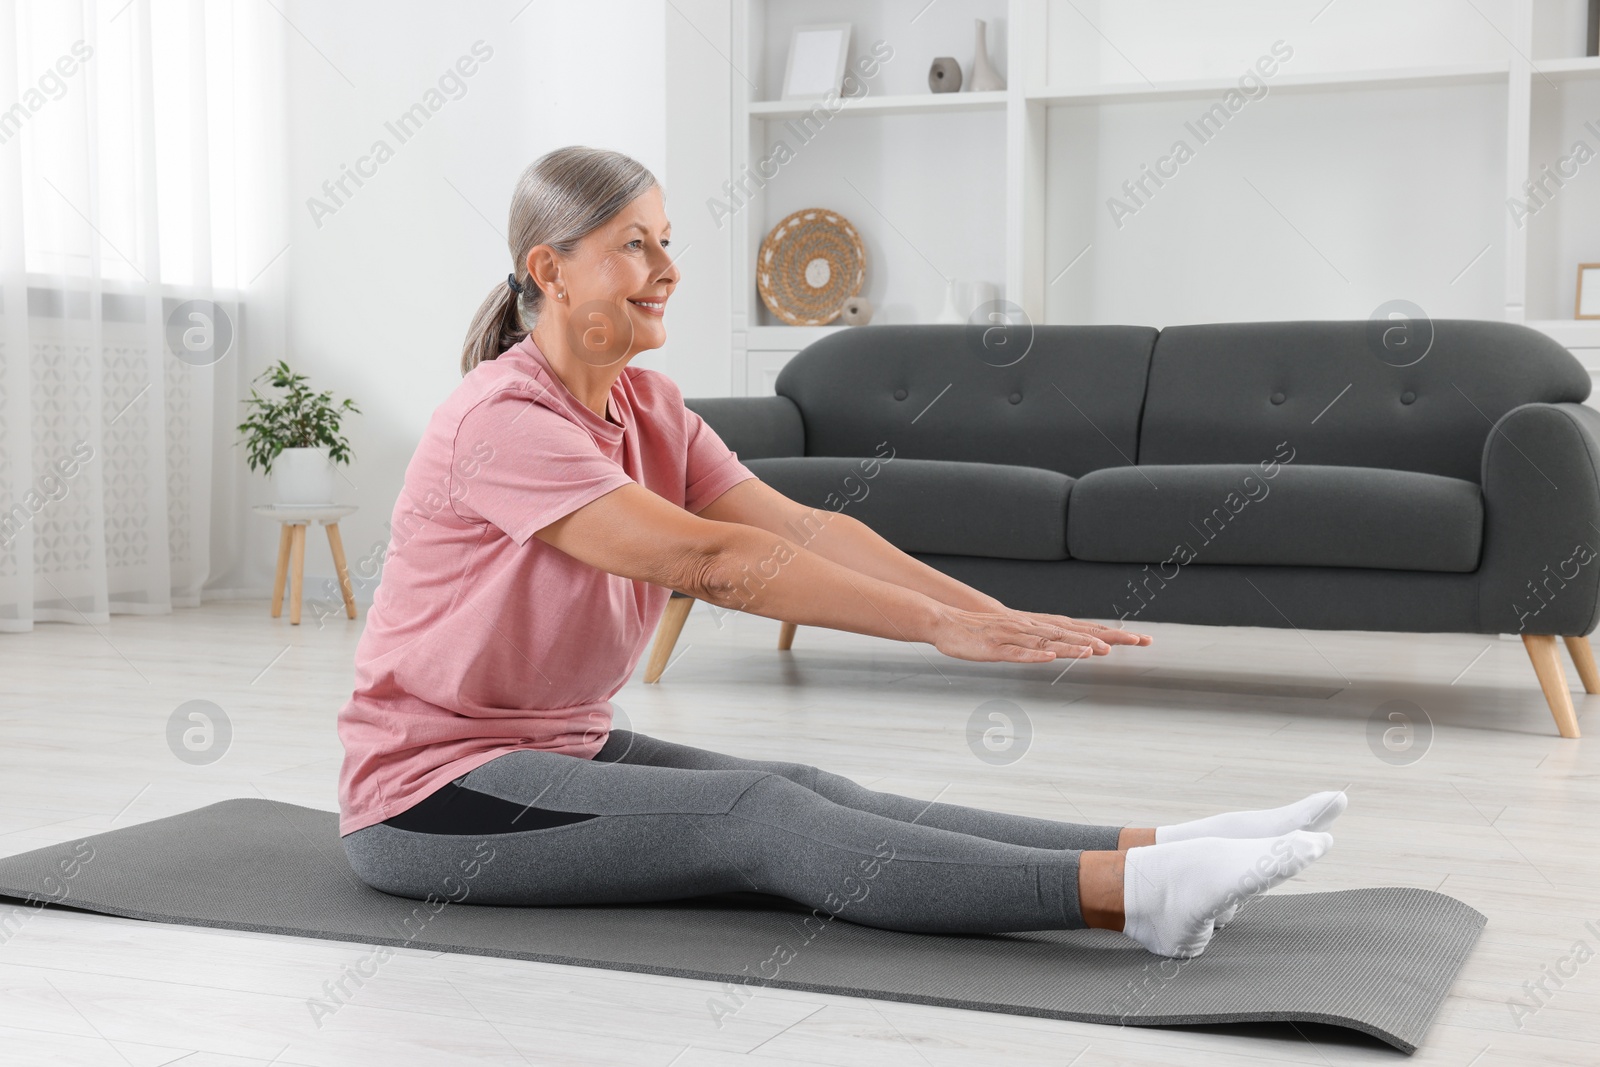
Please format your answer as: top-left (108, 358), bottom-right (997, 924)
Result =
top-left (253, 504), bottom-right (359, 625)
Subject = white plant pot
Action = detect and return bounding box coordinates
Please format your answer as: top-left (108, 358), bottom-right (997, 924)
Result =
top-left (273, 447), bottom-right (338, 506)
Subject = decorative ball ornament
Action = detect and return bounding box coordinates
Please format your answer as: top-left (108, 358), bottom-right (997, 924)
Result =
top-left (756, 208), bottom-right (866, 326)
top-left (839, 297), bottom-right (874, 326)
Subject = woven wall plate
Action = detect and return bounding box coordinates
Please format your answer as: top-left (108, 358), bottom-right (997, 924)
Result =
top-left (756, 208), bottom-right (865, 326)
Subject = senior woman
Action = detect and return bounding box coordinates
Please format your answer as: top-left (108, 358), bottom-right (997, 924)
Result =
top-left (337, 146), bottom-right (1341, 959)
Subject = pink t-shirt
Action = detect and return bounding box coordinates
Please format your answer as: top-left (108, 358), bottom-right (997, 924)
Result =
top-left (336, 335), bottom-right (756, 836)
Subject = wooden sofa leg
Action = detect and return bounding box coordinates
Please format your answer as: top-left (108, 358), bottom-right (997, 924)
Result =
top-left (1523, 635), bottom-right (1583, 739)
top-left (644, 596), bottom-right (695, 683)
top-left (778, 622), bottom-right (797, 651)
top-left (1563, 635), bottom-right (1600, 694)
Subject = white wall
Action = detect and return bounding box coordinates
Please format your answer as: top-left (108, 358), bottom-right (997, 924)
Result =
top-left (1043, 80), bottom-right (1509, 327)
top-left (212, 0), bottom-right (670, 602)
top-left (1038, 0), bottom-right (1516, 327)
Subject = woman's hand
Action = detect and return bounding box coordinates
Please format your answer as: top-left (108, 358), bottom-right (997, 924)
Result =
top-left (928, 605), bottom-right (1152, 664)
top-left (1013, 610), bottom-right (1153, 649)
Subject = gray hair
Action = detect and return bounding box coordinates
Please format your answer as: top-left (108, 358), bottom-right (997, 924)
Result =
top-left (460, 146), bottom-right (659, 375)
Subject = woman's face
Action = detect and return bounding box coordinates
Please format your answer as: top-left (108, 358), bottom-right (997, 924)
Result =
top-left (533, 185), bottom-right (678, 367)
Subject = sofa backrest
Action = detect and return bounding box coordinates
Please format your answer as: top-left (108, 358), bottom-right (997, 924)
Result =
top-left (774, 324), bottom-right (1158, 478)
top-left (1139, 320), bottom-right (1591, 483)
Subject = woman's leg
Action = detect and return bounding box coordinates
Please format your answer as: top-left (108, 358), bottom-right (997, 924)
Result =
top-left (586, 730), bottom-right (1338, 950)
top-left (344, 745), bottom-right (1097, 935)
top-left (343, 743), bottom-right (1336, 953)
top-left (593, 728), bottom-right (1125, 852)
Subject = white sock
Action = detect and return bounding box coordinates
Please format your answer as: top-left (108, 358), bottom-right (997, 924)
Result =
top-left (1121, 830), bottom-right (1334, 958)
top-left (1154, 790), bottom-right (1347, 845)
top-left (1198, 829), bottom-right (1331, 932)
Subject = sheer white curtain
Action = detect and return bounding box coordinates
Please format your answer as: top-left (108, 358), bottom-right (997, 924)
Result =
top-left (0, 0), bottom-right (285, 630)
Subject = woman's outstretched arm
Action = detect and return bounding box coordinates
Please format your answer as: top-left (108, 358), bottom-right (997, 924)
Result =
top-left (534, 483), bottom-right (1128, 663)
top-left (693, 478), bottom-right (1151, 649)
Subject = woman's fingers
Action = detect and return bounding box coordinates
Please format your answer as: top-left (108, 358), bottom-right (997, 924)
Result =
top-left (1004, 645), bottom-right (1059, 662)
top-left (935, 607), bottom-right (1149, 664)
top-left (1023, 612), bottom-right (1153, 646)
top-left (1010, 622), bottom-right (1110, 656)
top-left (1051, 631), bottom-right (1112, 654)
top-left (1101, 625), bottom-right (1153, 645)
top-left (996, 639), bottom-right (1091, 662)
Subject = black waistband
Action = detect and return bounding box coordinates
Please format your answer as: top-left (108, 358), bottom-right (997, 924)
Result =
top-left (383, 780), bottom-right (599, 835)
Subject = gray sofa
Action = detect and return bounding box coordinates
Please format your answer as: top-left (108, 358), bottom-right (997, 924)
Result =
top-left (650, 320), bottom-right (1600, 738)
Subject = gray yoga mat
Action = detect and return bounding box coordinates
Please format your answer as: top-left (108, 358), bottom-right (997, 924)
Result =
top-left (0, 798), bottom-right (1483, 1054)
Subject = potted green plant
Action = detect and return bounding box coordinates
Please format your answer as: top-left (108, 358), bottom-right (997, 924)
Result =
top-left (237, 360), bottom-right (360, 506)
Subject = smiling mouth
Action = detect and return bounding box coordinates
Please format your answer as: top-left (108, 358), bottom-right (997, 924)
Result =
top-left (628, 298), bottom-right (666, 316)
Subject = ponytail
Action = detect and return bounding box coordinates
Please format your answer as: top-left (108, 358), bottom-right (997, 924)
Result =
top-left (458, 146), bottom-right (658, 376)
top-left (460, 281), bottom-right (528, 376)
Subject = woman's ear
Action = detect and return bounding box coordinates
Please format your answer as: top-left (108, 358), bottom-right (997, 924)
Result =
top-left (526, 245), bottom-right (563, 303)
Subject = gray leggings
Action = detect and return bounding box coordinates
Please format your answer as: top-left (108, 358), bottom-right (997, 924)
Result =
top-left (342, 728), bottom-right (1123, 934)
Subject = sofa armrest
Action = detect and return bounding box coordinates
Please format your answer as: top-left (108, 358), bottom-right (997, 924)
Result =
top-left (1478, 401), bottom-right (1600, 635)
top-left (684, 395), bottom-right (805, 460)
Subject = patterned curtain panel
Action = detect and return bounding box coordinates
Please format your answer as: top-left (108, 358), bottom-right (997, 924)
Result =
top-left (0, 0), bottom-right (284, 630)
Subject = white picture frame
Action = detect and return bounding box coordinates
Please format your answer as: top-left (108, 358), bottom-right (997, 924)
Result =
top-left (1578, 263), bottom-right (1600, 319)
top-left (782, 23), bottom-right (852, 100)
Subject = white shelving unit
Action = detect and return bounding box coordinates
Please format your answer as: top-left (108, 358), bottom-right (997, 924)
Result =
top-left (726, 0), bottom-right (1600, 396)
top-left (730, 0), bottom-right (1015, 394)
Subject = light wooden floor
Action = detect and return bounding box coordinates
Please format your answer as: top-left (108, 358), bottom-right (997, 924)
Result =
top-left (1, 600), bottom-right (1596, 1066)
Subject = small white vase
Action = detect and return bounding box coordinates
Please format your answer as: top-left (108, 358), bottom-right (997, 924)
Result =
top-left (934, 279), bottom-right (965, 324)
top-left (273, 447), bottom-right (338, 506)
top-left (969, 19), bottom-right (1005, 92)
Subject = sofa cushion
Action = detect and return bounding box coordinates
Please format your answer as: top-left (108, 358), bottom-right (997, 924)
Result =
top-left (773, 324), bottom-right (1157, 477)
top-left (1140, 320), bottom-right (1590, 483)
top-left (746, 456), bottom-right (1073, 561)
top-left (1067, 464), bottom-right (1483, 572)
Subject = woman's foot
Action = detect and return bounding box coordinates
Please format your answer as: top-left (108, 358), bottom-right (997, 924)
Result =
top-left (1112, 793), bottom-right (1346, 930)
top-left (1116, 790), bottom-right (1348, 851)
top-left (1155, 790), bottom-right (1348, 844)
top-left (1085, 830), bottom-right (1334, 958)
